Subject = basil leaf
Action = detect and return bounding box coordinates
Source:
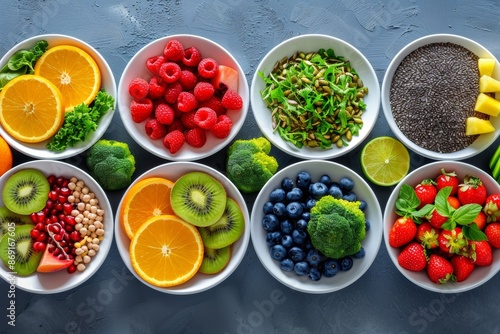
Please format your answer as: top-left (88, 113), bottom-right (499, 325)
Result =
top-left (462, 224), bottom-right (488, 241)
top-left (453, 204), bottom-right (482, 225)
top-left (434, 186), bottom-right (453, 217)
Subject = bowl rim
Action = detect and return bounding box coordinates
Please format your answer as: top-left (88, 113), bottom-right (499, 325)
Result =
top-left (250, 33), bottom-right (381, 160)
top-left (117, 33), bottom-right (249, 161)
top-left (381, 33), bottom-right (500, 161)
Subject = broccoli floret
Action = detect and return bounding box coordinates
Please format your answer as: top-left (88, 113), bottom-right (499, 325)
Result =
top-left (226, 137), bottom-right (278, 193)
top-left (307, 195), bottom-right (366, 259)
top-left (86, 139), bottom-right (136, 190)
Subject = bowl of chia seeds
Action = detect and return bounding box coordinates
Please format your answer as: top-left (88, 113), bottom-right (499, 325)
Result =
top-left (382, 34), bottom-right (500, 160)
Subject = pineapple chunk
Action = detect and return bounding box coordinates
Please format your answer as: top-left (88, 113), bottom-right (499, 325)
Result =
top-left (466, 117), bottom-right (495, 136)
top-left (478, 58), bottom-right (496, 77)
top-left (479, 75), bottom-right (500, 93)
top-left (474, 93), bottom-right (500, 117)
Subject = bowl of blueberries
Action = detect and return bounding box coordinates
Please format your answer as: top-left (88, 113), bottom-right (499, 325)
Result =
top-left (250, 159), bottom-right (383, 294)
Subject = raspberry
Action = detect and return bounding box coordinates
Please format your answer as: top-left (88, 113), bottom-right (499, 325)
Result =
top-left (167, 119), bottom-right (184, 133)
top-left (177, 91), bottom-right (199, 112)
top-left (198, 58), bottom-right (219, 78)
top-left (199, 96), bottom-right (226, 116)
top-left (130, 98), bottom-right (154, 123)
top-left (145, 118), bottom-right (167, 140)
top-left (128, 78), bottom-right (149, 100)
top-left (155, 103), bottom-right (175, 125)
top-left (180, 111), bottom-right (198, 129)
top-left (194, 107), bottom-right (217, 129)
top-left (159, 62), bottom-right (181, 83)
top-left (193, 82), bottom-right (215, 101)
top-left (179, 70), bottom-right (198, 91)
top-left (221, 89), bottom-right (243, 110)
top-left (164, 81), bottom-right (183, 104)
top-left (146, 55), bottom-right (166, 75)
top-left (163, 130), bottom-right (185, 154)
top-left (182, 46), bottom-right (202, 67)
top-left (148, 76), bottom-right (167, 100)
top-left (163, 39), bottom-right (185, 61)
top-left (211, 115), bottom-right (233, 139)
top-left (185, 127), bottom-right (207, 148)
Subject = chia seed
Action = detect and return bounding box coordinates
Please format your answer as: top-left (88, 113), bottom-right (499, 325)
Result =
top-left (389, 42), bottom-right (486, 153)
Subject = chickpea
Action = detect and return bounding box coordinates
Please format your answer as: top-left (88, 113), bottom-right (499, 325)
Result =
top-left (77, 263), bottom-right (86, 272)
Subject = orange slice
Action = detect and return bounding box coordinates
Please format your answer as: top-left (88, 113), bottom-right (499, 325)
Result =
top-left (120, 177), bottom-right (175, 239)
top-left (34, 45), bottom-right (101, 112)
top-left (0, 136), bottom-right (13, 176)
top-left (0, 75), bottom-right (64, 143)
top-left (130, 214), bottom-right (204, 287)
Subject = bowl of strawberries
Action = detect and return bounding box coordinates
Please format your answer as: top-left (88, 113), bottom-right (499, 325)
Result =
top-left (384, 160), bottom-right (500, 293)
top-left (117, 34), bottom-right (249, 161)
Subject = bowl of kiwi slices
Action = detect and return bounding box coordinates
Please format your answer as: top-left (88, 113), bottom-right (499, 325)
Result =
top-left (114, 161), bottom-right (250, 294)
top-left (0, 160), bottom-right (113, 294)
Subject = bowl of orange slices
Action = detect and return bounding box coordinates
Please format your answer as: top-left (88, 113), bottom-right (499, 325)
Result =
top-left (114, 161), bottom-right (251, 294)
top-left (0, 34), bottom-right (116, 160)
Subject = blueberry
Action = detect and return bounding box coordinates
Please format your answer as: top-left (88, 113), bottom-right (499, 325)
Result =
top-left (328, 184), bottom-right (343, 199)
top-left (270, 244), bottom-right (287, 261)
top-left (281, 234), bottom-right (293, 248)
top-left (322, 258), bottom-right (340, 277)
top-left (280, 258), bottom-right (295, 272)
top-left (343, 191), bottom-right (357, 202)
top-left (365, 220), bottom-right (371, 231)
top-left (263, 201), bottom-right (274, 214)
top-left (292, 229), bottom-right (307, 244)
top-left (288, 246), bottom-right (306, 262)
top-left (272, 202), bottom-right (286, 217)
top-left (286, 202), bottom-right (303, 219)
top-left (294, 261), bottom-right (310, 276)
top-left (269, 188), bottom-right (286, 202)
top-left (339, 257), bottom-right (354, 271)
top-left (286, 187), bottom-right (303, 202)
top-left (266, 231), bottom-right (282, 246)
top-left (262, 214), bottom-right (279, 231)
top-left (309, 182), bottom-right (329, 199)
top-left (319, 174), bottom-right (331, 186)
top-left (303, 239), bottom-right (313, 250)
top-left (353, 247), bottom-right (365, 259)
top-left (339, 177), bottom-right (355, 191)
top-left (306, 249), bottom-right (322, 267)
top-left (296, 171), bottom-right (312, 190)
top-left (308, 267), bottom-right (322, 281)
top-left (358, 200), bottom-right (367, 211)
top-left (281, 177), bottom-right (294, 192)
top-left (301, 212), bottom-right (310, 222)
top-left (306, 198), bottom-right (317, 210)
top-left (280, 219), bottom-right (293, 234)
top-left (295, 219), bottom-right (308, 231)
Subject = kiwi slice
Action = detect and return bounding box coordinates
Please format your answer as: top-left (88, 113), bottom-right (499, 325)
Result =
top-left (199, 245), bottom-right (231, 274)
top-left (198, 198), bottom-right (245, 249)
top-left (171, 172), bottom-right (227, 227)
top-left (2, 169), bottom-right (50, 215)
top-left (0, 206), bottom-right (32, 239)
top-left (0, 224), bottom-right (42, 276)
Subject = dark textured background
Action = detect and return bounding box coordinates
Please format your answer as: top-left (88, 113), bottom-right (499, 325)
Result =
top-left (1, 0), bottom-right (500, 333)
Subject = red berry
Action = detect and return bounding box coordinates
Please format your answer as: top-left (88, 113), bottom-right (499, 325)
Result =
top-left (414, 179), bottom-right (437, 208)
top-left (483, 193), bottom-right (500, 223)
top-left (130, 98), bottom-right (154, 123)
top-left (193, 82), bottom-right (215, 101)
top-left (128, 77), bottom-right (149, 100)
top-left (179, 70), bottom-right (198, 91)
top-left (397, 242), bottom-right (427, 272)
top-left (427, 208), bottom-right (448, 229)
top-left (167, 119), bottom-right (184, 133)
top-left (485, 222), bottom-right (500, 248)
top-left (163, 130), bottom-right (185, 154)
top-left (33, 241), bottom-right (46, 253)
top-left (146, 55), bottom-right (166, 75)
top-left (388, 216), bottom-right (417, 248)
top-left (155, 103), bottom-right (175, 125)
top-left (148, 76), bottom-right (167, 100)
top-left (435, 169), bottom-right (459, 196)
top-left (416, 222), bottom-right (439, 249)
top-left (164, 81), bottom-right (183, 104)
top-left (163, 39), bottom-right (184, 61)
top-left (198, 58), bottom-right (219, 78)
top-left (427, 254), bottom-right (454, 284)
top-left (182, 46), bottom-right (202, 67)
top-left (194, 107), bottom-right (217, 129)
top-left (451, 255), bottom-right (475, 282)
top-left (159, 62), bottom-right (182, 83)
top-left (470, 240), bottom-right (493, 266)
top-left (145, 118), bottom-right (167, 140)
top-left (211, 114), bottom-right (233, 139)
top-left (457, 175), bottom-right (487, 206)
top-left (438, 227), bottom-right (468, 255)
top-left (180, 111), bottom-right (198, 129)
top-left (177, 91), bottom-right (199, 113)
top-left (185, 127), bottom-right (207, 148)
top-left (199, 96), bottom-right (226, 116)
top-left (30, 228), bottom-right (41, 239)
top-left (221, 89), bottom-right (243, 110)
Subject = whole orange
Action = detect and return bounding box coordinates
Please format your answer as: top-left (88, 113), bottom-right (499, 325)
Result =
top-left (0, 135), bottom-right (13, 176)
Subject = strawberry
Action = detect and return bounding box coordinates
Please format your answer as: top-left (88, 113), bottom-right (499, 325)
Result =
top-left (397, 242), bottom-right (427, 272)
top-left (473, 211), bottom-right (487, 230)
top-left (416, 222), bottom-right (439, 249)
top-left (389, 217), bottom-right (417, 248)
top-left (450, 255), bottom-right (475, 282)
top-left (427, 254), bottom-right (454, 284)
top-left (438, 227), bottom-right (468, 255)
top-left (427, 208), bottom-right (448, 229)
top-left (457, 175), bottom-right (487, 206)
top-left (470, 240), bottom-right (493, 266)
top-left (447, 196), bottom-right (461, 209)
top-left (483, 193), bottom-right (500, 223)
top-left (435, 169), bottom-right (459, 196)
top-left (414, 179), bottom-right (437, 208)
top-left (485, 222), bottom-right (500, 248)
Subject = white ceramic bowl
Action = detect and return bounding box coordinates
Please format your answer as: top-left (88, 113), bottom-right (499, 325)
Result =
top-left (114, 162), bottom-right (251, 294)
top-left (382, 34), bottom-right (500, 160)
top-left (251, 160), bottom-right (383, 294)
top-left (0, 34), bottom-right (117, 160)
top-left (250, 34), bottom-right (380, 160)
top-left (384, 161), bottom-right (500, 293)
top-left (117, 34), bottom-right (249, 161)
top-left (0, 160), bottom-right (113, 294)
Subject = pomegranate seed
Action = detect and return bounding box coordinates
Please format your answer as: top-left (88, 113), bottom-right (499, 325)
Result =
top-left (67, 264), bottom-right (77, 274)
top-left (47, 244), bottom-right (55, 253)
top-left (36, 231), bottom-right (47, 242)
top-left (57, 195), bottom-right (67, 204)
top-left (65, 224), bottom-right (74, 232)
top-left (65, 216), bottom-right (76, 226)
top-left (46, 199), bottom-right (55, 209)
top-left (50, 215), bottom-right (58, 223)
top-left (63, 246), bottom-right (70, 254)
top-left (53, 234), bottom-right (63, 242)
top-left (49, 224), bottom-right (60, 234)
top-left (53, 248), bottom-right (61, 256)
top-left (48, 190), bottom-right (58, 201)
top-left (35, 222), bottom-right (45, 231)
top-left (30, 213), bottom-right (37, 224)
top-left (55, 202), bottom-right (63, 212)
top-left (47, 175), bottom-right (56, 185)
top-left (30, 229), bottom-right (41, 239)
top-left (56, 177), bottom-right (65, 187)
top-left (63, 203), bottom-right (73, 215)
top-left (59, 187), bottom-right (71, 196)
top-left (33, 241), bottom-right (46, 253)
top-left (70, 231), bottom-right (80, 242)
top-left (34, 212), bottom-right (45, 224)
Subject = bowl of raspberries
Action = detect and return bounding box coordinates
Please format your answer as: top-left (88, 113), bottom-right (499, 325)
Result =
top-left (384, 160), bottom-right (500, 293)
top-left (250, 160), bottom-right (383, 294)
top-left (118, 34), bottom-right (249, 161)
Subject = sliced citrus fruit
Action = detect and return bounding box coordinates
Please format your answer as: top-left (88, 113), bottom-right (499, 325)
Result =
top-left (34, 45), bottom-right (101, 112)
top-left (130, 214), bottom-right (204, 287)
top-left (0, 135), bottom-right (13, 176)
top-left (120, 177), bottom-right (175, 239)
top-left (360, 136), bottom-right (410, 186)
top-left (0, 75), bottom-right (64, 143)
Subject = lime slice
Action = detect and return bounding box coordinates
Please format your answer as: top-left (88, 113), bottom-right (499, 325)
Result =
top-left (360, 136), bottom-right (410, 186)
